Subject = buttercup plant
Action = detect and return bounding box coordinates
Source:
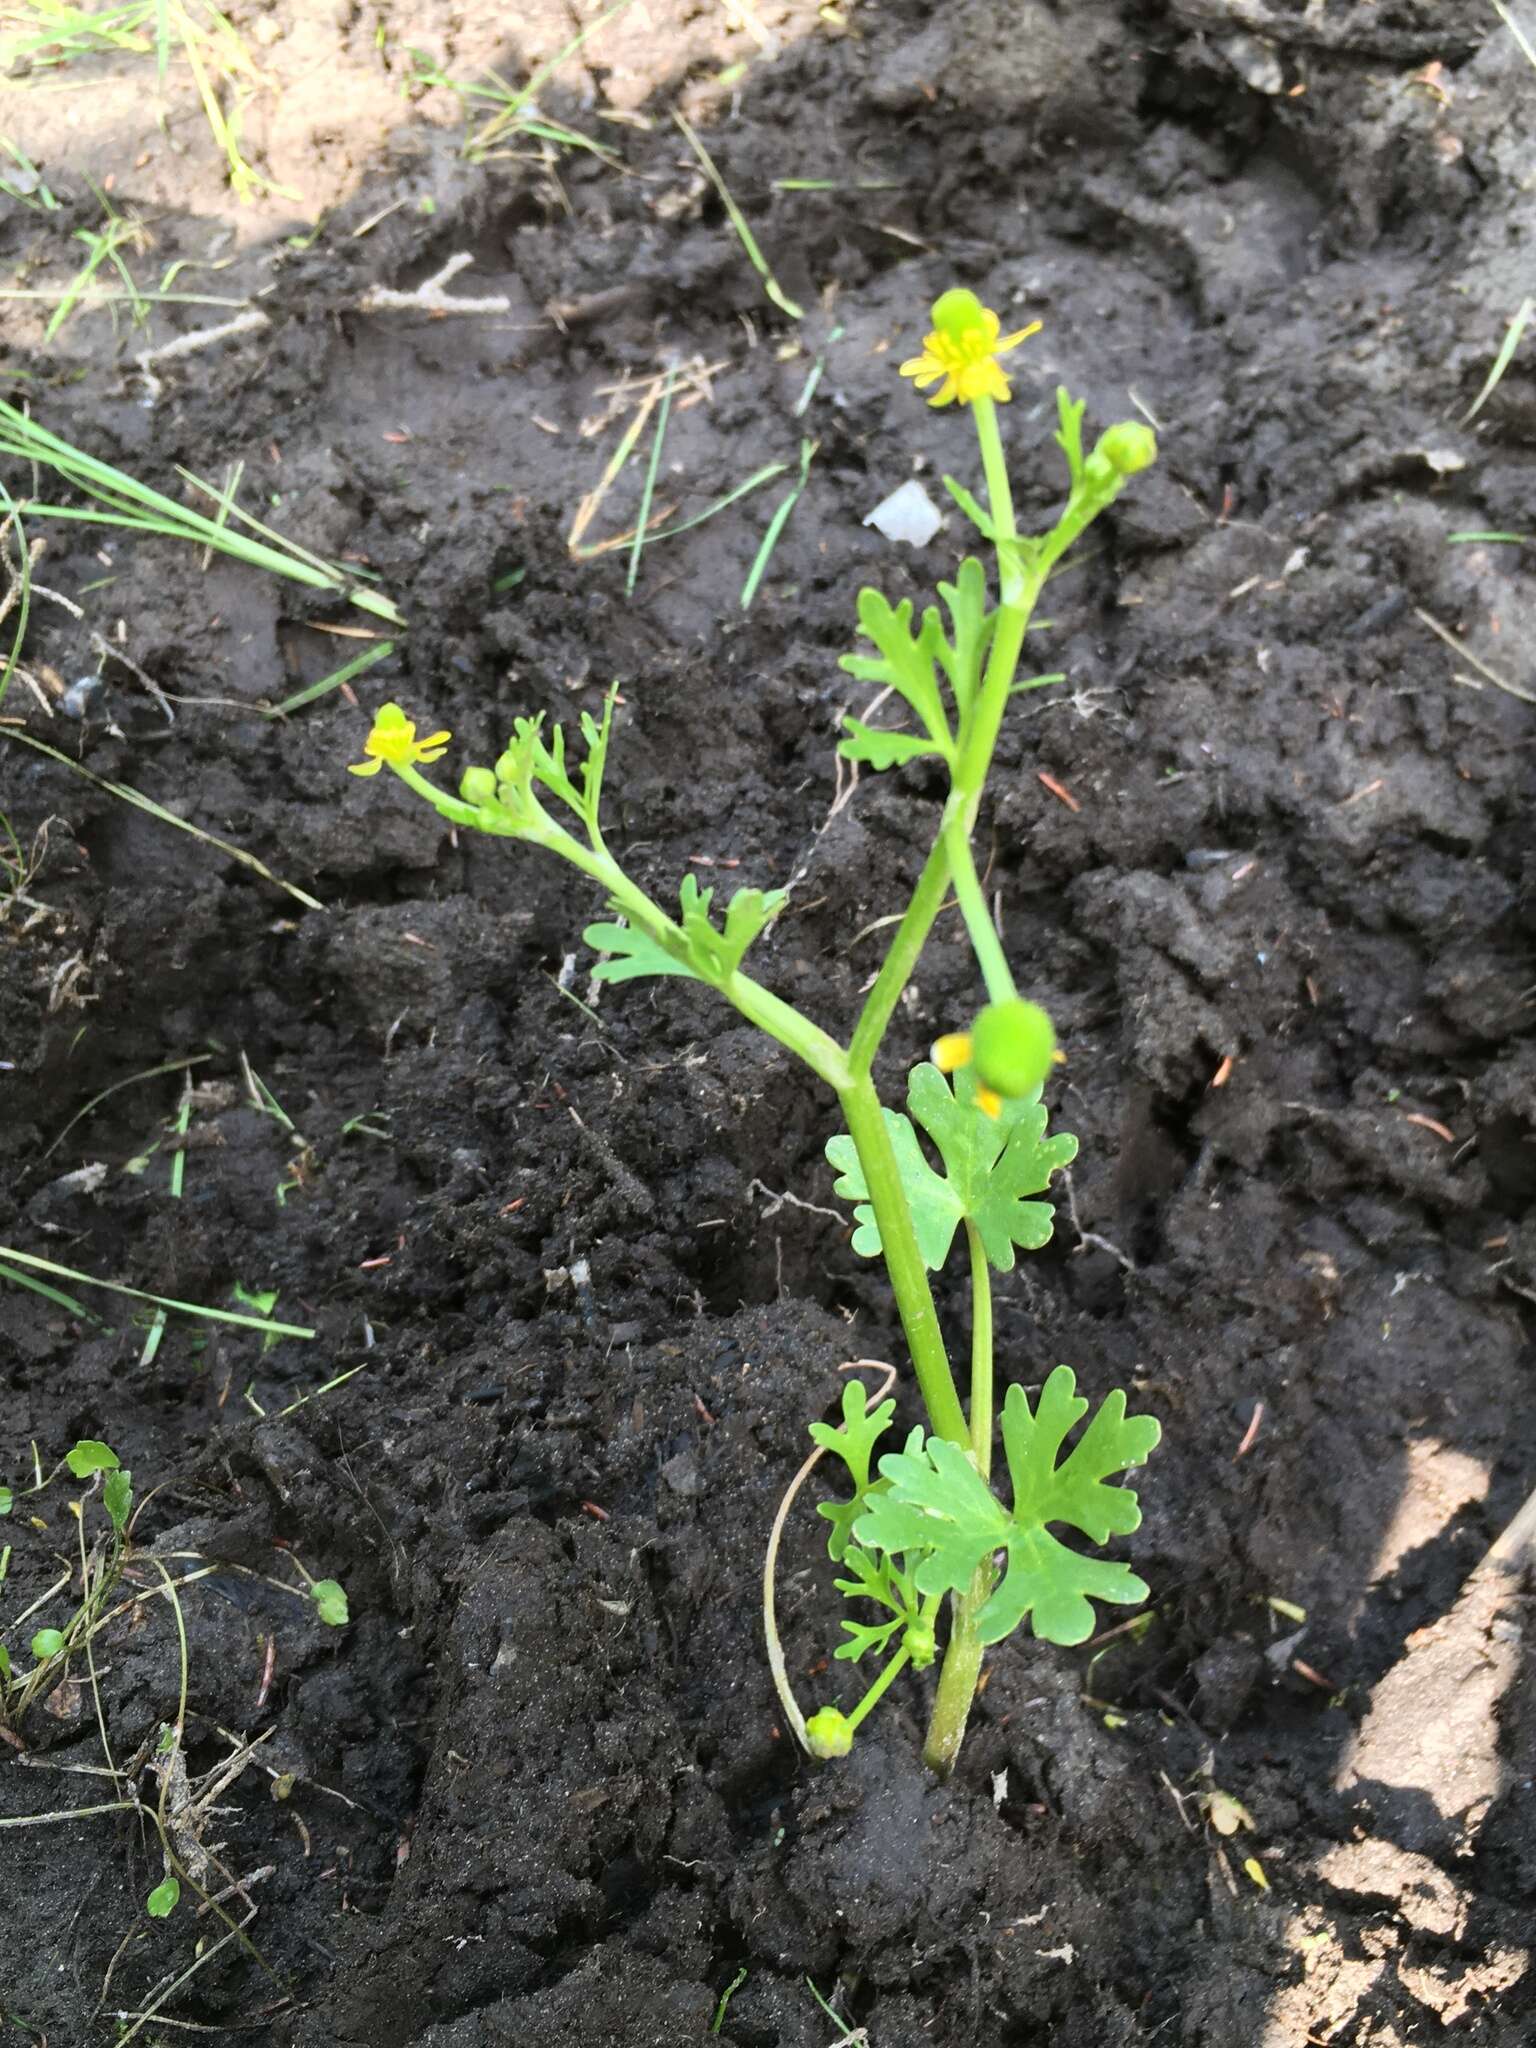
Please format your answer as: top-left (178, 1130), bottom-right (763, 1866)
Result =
top-left (349, 290), bottom-right (1161, 1774)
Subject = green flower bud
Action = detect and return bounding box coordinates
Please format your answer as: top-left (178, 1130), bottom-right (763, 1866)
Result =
top-left (970, 998), bottom-right (1056, 1101)
top-left (1097, 421), bottom-right (1158, 476)
top-left (930, 287), bottom-right (986, 341)
top-left (460, 766), bottom-right (497, 806)
top-left (805, 1706), bottom-right (854, 1759)
top-left (904, 1619), bottom-right (937, 1670)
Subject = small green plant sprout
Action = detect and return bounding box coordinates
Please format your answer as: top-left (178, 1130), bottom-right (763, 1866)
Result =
top-left (343, 288), bottom-right (1162, 1774)
top-left (0, 1437), bottom-right (135, 1734)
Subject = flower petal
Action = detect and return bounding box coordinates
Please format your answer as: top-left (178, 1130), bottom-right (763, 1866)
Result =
top-left (347, 757), bottom-right (384, 776)
top-left (932, 1032), bottom-right (972, 1073)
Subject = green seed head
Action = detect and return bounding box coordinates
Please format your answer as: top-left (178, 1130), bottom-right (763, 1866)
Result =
top-left (970, 999), bottom-right (1056, 1101)
top-left (460, 766), bottom-right (497, 806)
top-left (930, 288), bottom-right (986, 341)
top-left (1098, 421), bottom-right (1158, 476)
top-left (904, 1619), bottom-right (937, 1670)
top-left (805, 1706), bottom-right (854, 1759)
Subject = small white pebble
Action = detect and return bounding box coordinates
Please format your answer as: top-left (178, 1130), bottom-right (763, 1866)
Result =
top-left (863, 479), bottom-right (942, 546)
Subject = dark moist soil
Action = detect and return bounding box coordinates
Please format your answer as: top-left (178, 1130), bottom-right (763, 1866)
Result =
top-left (2, 2), bottom-right (1535, 2042)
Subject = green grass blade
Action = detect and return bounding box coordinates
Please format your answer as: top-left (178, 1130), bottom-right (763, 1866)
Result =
top-left (471, 0), bottom-right (636, 151)
top-left (625, 368), bottom-right (676, 596)
top-left (674, 110), bottom-right (804, 321)
top-left (0, 1260), bottom-right (104, 1325)
top-left (1459, 294), bottom-right (1535, 425)
top-left (40, 1052), bottom-right (212, 1166)
top-left (740, 438), bottom-right (815, 609)
top-left (0, 477), bottom-right (32, 711)
top-left (264, 637), bottom-right (394, 717)
top-left (0, 399), bottom-right (405, 624)
top-left (0, 1245), bottom-right (316, 1337)
top-left (645, 459), bottom-right (789, 543)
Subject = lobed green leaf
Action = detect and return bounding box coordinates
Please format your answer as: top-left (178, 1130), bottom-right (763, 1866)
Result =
top-left (809, 1378), bottom-right (897, 1559)
top-left (826, 1062), bottom-right (1077, 1273)
top-left (853, 1367), bottom-right (1159, 1648)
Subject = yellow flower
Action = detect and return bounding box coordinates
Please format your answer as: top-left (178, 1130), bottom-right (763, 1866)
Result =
top-left (348, 702), bottom-right (452, 778)
top-left (900, 288), bottom-right (1042, 409)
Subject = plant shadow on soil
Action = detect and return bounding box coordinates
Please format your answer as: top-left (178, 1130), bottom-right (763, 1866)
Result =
top-left (1, 1), bottom-right (1535, 2042)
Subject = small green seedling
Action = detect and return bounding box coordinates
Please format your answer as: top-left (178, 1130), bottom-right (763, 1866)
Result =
top-left (345, 289), bottom-right (1162, 1773)
top-left (309, 1579), bottom-right (349, 1627)
top-left (0, 1437), bottom-right (134, 1732)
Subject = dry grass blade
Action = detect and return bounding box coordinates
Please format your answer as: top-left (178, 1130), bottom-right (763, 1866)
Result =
top-left (1414, 605), bottom-right (1536, 704)
top-left (1490, 0), bottom-right (1536, 73)
top-left (0, 727), bottom-right (325, 909)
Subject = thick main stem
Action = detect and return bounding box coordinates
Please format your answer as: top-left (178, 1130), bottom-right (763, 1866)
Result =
top-left (964, 1219), bottom-right (993, 1479)
top-left (836, 1076), bottom-right (968, 1448)
top-left (921, 1220), bottom-right (995, 1775)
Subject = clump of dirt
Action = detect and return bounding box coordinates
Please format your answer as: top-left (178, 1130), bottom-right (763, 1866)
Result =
top-left (1, 1), bottom-right (1533, 2043)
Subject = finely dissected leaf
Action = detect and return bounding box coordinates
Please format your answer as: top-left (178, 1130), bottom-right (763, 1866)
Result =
top-left (103, 1468), bottom-right (132, 1533)
top-left (933, 555), bottom-right (995, 720)
top-left (65, 1440), bottom-right (119, 1478)
top-left (831, 1543), bottom-right (922, 1662)
top-left (1055, 387), bottom-right (1087, 484)
top-left (586, 875), bottom-right (786, 988)
top-left (839, 588), bottom-right (954, 760)
top-left (837, 720), bottom-right (945, 771)
top-left (854, 1367), bottom-right (1159, 1647)
top-left (941, 475), bottom-right (997, 541)
top-left (825, 1063), bottom-right (1077, 1273)
top-left (583, 917), bottom-right (699, 983)
top-left (808, 1378), bottom-right (897, 1560)
top-left (680, 876), bottom-right (789, 979)
top-left (311, 1579), bottom-right (350, 1627)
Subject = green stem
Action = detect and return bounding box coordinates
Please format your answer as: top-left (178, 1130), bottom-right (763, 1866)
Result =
top-left (394, 762), bottom-right (851, 1091)
top-left (846, 821), bottom-right (955, 1079)
top-left (921, 1223), bottom-right (994, 1776)
top-left (837, 1076), bottom-right (967, 1447)
top-left (964, 1218), bottom-right (993, 1478)
top-left (846, 1641), bottom-right (912, 1735)
top-left (922, 1572), bottom-right (988, 1776)
top-left (847, 402), bottom-right (1036, 1083)
top-left (944, 823), bottom-right (1015, 1008)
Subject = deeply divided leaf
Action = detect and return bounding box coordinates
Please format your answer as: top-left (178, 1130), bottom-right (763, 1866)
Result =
top-left (826, 1062), bottom-right (1077, 1273)
top-left (809, 1378), bottom-right (896, 1560)
top-left (586, 876), bottom-right (787, 988)
top-left (583, 917), bottom-right (699, 983)
top-left (831, 1544), bottom-right (923, 1663)
top-left (933, 556), bottom-right (995, 720)
top-left (837, 720), bottom-right (945, 771)
top-left (839, 588), bottom-right (954, 763)
top-left (854, 1367), bottom-right (1160, 1648)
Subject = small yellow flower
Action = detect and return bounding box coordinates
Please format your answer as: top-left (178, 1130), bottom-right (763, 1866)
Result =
top-left (932, 1031), bottom-right (1003, 1119)
top-left (900, 288), bottom-right (1042, 409)
top-left (348, 702), bottom-right (452, 778)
